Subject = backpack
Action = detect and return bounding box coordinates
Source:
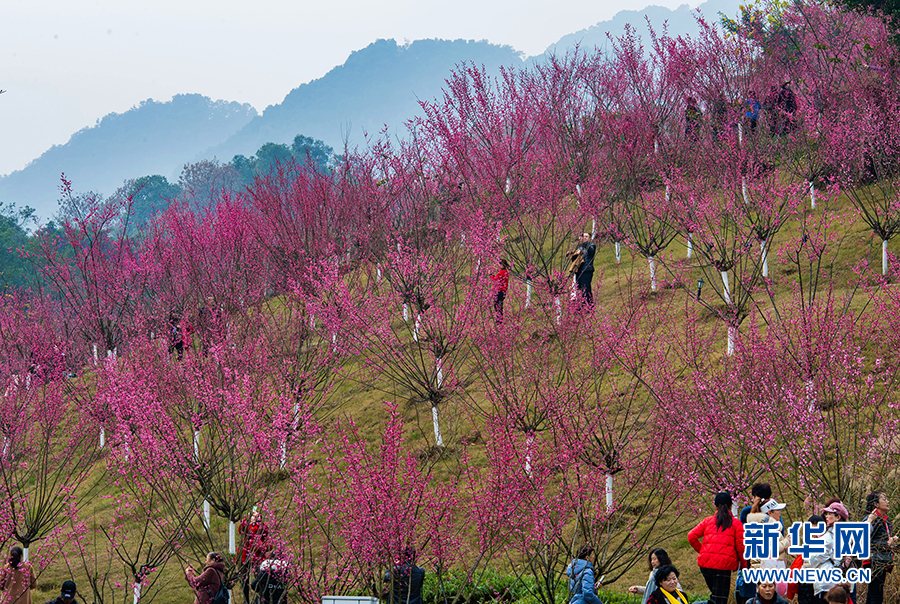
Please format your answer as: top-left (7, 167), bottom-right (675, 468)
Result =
top-left (207, 569), bottom-right (230, 604)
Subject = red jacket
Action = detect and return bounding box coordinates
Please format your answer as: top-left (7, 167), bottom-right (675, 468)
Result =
top-left (491, 269), bottom-right (509, 293)
top-left (688, 514), bottom-right (745, 571)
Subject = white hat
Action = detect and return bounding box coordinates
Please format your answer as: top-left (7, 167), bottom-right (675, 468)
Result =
top-left (761, 499), bottom-right (786, 514)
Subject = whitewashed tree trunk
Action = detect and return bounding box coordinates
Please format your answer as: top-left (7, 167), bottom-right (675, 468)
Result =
top-left (505, 177), bottom-right (511, 194)
top-left (761, 240), bottom-right (769, 277)
top-left (93, 344), bottom-right (99, 365)
top-left (742, 177), bottom-right (749, 205)
top-left (654, 139), bottom-right (659, 154)
top-left (99, 427), bottom-right (105, 449)
top-left (883, 239), bottom-right (889, 276)
top-left (665, 182), bottom-right (671, 202)
top-left (229, 520), bottom-right (236, 554)
top-left (591, 218), bottom-right (596, 241)
top-left (203, 500), bottom-right (210, 529)
top-left (576, 184), bottom-right (582, 198)
top-left (413, 315), bottom-right (420, 342)
top-left (605, 474), bottom-right (614, 510)
top-left (107, 347), bottom-right (117, 360)
top-left (330, 333), bottom-right (337, 350)
top-left (614, 241), bottom-right (621, 263)
top-left (721, 270), bottom-right (731, 304)
top-left (376, 264), bottom-right (382, 282)
top-left (738, 122), bottom-right (744, 145)
top-left (436, 357), bottom-right (444, 389)
top-left (727, 325), bottom-right (736, 356)
top-left (809, 181), bottom-right (816, 209)
top-left (431, 406), bottom-right (443, 447)
top-left (648, 256), bottom-right (657, 291)
top-left (2, 435), bottom-right (8, 459)
top-left (554, 296), bottom-right (562, 325)
top-left (525, 434), bottom-right (534, 476)
top-left (134, 583), bottom-right (142, 604)
top-left (309, 314), bottom-right (315, 329)
top-left (687, 233), bottom-right (693, 258)
top-left (23, 547), bottom-right (28, 561)
top-left (525, 279), bottom-right (532, 308)
top-left (279, 440), bottom-right (287, 469)
top-left (193, 430), bottom-right (200, 462)
top-left (402, 304), bottom-right (409, 322)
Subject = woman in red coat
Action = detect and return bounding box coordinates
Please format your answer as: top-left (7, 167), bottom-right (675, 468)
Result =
top-left (688, 492), bottom-right (745, 604)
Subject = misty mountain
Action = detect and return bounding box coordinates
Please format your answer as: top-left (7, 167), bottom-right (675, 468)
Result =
top-left (0, 94), bottom-right (257, 219)
top-left (206, 38), bottom-right (524, 162)
top-left (1, 0), bottom-right (744, 221)
top-left (532, 0), bottom-right (742, 63)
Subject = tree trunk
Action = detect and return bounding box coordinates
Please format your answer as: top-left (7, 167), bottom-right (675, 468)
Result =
top-left (721, 270), bottom-right (731, 304)
top-left (554, 296), bottom-right (561, 325)
top-left (413, 314), bottom-right (421, 342)
top-left (525, 279), bottom-right (532, 308)
top-left (402, 304), bottom-right (409, 322)
top-left (193, 430), bottom-right (200, 463)
top-left (687, 233), bottom-right (693, 258)
top-left (229, 520), bottom-right (236, 554)
top-left (436, 357), bottom-right (444, 389)
top-left (883, 239), bottom-right (889, 276)
top-left (525, 434), bottom-right (534, 476)
top-left (648, 256), bottom-right (657, 291)
top-left (432, 406), bottom-right (443, 447)
top-left (614, 241), bottom-right (621, 263)
top-left (809, 181), bottom-right (816, 210)
top-left (203, 500), bottom-right (210, 530)
top-left (742, 177), bottom-right (749, 205)
top-left (727, 325), bottom-right (736, 356)
top-left (605, 474), bottom-right (614, 510)
top-left (134, 583), bottom-right (142, 604)
top-left (761, 240), bottom-right (769, 278)
top-left (100, 427), bottom-right (105, 449)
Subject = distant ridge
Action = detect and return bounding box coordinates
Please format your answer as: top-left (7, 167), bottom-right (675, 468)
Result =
top-left (0, 94), bottom-right (257, 219)
top-left (0, 0), bottom-right (744, 220)
top-left (205, 38), bottom-right (524, 163)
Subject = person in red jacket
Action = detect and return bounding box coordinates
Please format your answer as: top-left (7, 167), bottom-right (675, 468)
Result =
top-left (688, 492), bottom-right (744, 604)
top-left (490, 259), bottom-right (510, 323)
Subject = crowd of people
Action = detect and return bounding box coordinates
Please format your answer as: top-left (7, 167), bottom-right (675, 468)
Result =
top-left (563, 486), bottom-right (897, 604)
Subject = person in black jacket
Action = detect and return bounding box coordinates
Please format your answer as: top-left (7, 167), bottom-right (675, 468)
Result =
top-left (575, 232), bottom-right (596, 307)
top-left (646, 565), bottom-right (689, 604)
top-left (383, 546), bottom-right (425, 604)
top-left (252, 558), bottom-right (287, 604)
top-left (44, 580), bottom-right (77, 604)
top-left (864, 491), bottom-right (898, 604)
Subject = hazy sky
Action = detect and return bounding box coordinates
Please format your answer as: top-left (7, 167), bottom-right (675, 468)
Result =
top-left (1, 0), bottom-right (696, 177)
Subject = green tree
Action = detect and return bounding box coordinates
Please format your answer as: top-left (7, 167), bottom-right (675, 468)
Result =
top-left (120, 175), bottom-right (182, 233)
top-left (0, 202), bottom-right (36, 290)
top-left (291, 134), bottom-right (334, 171)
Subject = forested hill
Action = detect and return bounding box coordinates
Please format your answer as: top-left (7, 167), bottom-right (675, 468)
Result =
top-left (0, 95), bottom-right (257, 220)
top-left (205, 39), bottom-right (525, 161)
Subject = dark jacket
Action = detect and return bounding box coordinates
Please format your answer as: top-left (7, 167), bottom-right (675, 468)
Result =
top-left (252, 569), bottom-right (286, 604)
top-left (868, 512), bottom-right (894, 569)
top-left (577, 243), bottom-right (596, 276)
top-left (748, 593), bottom-right (789, 604)
top-left (188, 562), bottom-right (226, 604)
top-left (647, 587), bottom-right (689, 604)
top-left (384, 563), bottom-right (425, 604)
